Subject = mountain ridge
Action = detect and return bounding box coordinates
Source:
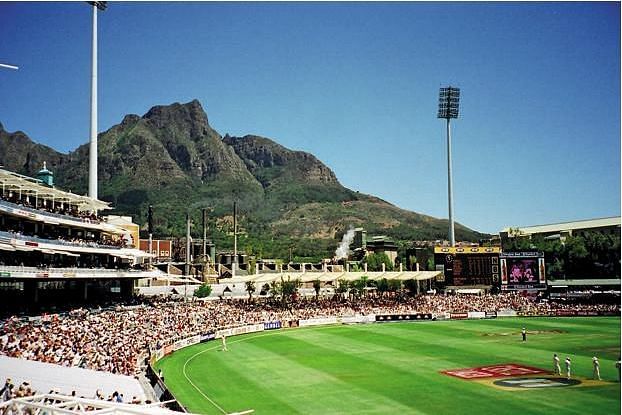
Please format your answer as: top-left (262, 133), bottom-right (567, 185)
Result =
top-left (0, 100), bottom-right (488, 260)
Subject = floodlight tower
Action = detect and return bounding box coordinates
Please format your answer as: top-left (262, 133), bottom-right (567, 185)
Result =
top-left (437, 86), bottom-right (460, 247)
top-left (87, 1), bottom-right (107, 201)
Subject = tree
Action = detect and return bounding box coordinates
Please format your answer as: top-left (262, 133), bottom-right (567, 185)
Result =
top-left (245, 280), bottom-right (256, 300)
top-left (336, 278), bottom-right (350, 297)
top-left (408, 255), bottom-right (417, 271)
top-left (350, 276), bottom-right (368, 298)
top-left (312, 279), bottom-right (321, 299)
top-left (426, 256), bottom-right (435, 272)
top-left (376, 278), bottom-right (389, 297)
top-left (403, 279), bottom-right (418, 296)
top-left (388, 279), bottom-right (402, 293)
top-left (194, 283), bottom-right (212, 298)
top-left (279, 276), bottom-right (302, 308)
top-left (365, 252), bottom-right (394, 271)
top-left (269, 280), bottom-right (280, 298)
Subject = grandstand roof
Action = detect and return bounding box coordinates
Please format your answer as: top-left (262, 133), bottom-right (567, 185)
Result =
top-left (225, 270), bottom-right (441, 284)
top-left (501, 217), bottom-right (620, 236)
top-left (0, 168), bottom-right (110, 212)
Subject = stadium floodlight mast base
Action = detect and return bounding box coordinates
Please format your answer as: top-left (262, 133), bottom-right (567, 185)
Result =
top-left (437, 86), bottom-right (460, 247)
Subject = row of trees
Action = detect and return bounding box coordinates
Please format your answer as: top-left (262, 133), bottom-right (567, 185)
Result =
top-left (238, 276), bottom-right (423, 308)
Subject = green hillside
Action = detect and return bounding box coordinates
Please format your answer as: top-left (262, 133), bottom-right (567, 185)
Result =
top-left (0, 100), bottom-right (488, 260)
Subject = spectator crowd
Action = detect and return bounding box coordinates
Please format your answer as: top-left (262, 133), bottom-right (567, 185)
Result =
top-left (0, 293), bottom-right (619, 378)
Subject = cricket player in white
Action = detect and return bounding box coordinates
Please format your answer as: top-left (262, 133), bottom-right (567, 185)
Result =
top-left (553, 354), bottom-right (561, 376)
top-left (221, 335), bottom-right (228, 352)
top-left (565, 357), bottom-right (572, 379)
top-left (592, 356), bottom-right (601, 380)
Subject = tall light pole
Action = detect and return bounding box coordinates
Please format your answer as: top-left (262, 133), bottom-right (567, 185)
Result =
top-left (87, 1), bottom-right (107, 201)
top-left (232, 201), bottom-right (237, 278)
top-left (437, 86), bottom-right (460, 247)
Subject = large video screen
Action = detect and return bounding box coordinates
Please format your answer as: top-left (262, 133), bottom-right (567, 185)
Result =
top-left (500, 252), bottom-right (546, 290)
top-left (506, 258), bottom-right (539, 284)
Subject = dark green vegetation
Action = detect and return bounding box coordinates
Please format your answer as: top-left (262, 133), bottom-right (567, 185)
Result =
top-left (156, 317), bottom-right (620, 415)
top-left (503, 231), bottom-right (621, 279)
top-left (0, 101), bottom-right (487, 261)
top-left (193, 283), bottom-right (212, 298)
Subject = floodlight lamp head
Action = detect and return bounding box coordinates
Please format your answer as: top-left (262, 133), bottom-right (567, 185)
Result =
top-left (87, 1), bottom-right (107, 11)
top-left (437, 86), bottom-right (460, 119)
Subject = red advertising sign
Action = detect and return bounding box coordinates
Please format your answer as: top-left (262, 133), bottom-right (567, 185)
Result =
top-left (441, 364), bottom-right (548, 380)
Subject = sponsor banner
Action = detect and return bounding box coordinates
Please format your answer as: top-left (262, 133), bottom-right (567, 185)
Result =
top-left (481, 376), bottom-right (607, 390)
top-left (0, 272), bottom-right (10, 277)
top-left (492, 377), bottom-right (580, 390)
top-left (485, 311), bottom-right (497, 319)
top-left (155, 348), bottom-right (165, 361)
top-left (36, 273), bottom-right (49, 278)
top-left (299, 317), bottom-right (338, 327)
top-left (162, 344), bottom-right (174, 356)
top-left (200, 332), bottom-right (215, 343)
top-left (500, 258), bottom-right (507, 284)
top-left (538, 257), bottom-right (546, 284)
top-left (599, 310), bottom-right (620, 316)
top-left (575, 310), bottom-right (598, 317)
top-left (12, 208), bottom-right (38, 219)
top-left (468, 312), bottom-right (486, 319)
top-left (216, 323), bottom-right (265, 339)
top-left (340, 315), bottom-right (376, 324)
top-left (433, 312), bottom-right (450, 321)
top-left (556, 310), bottom-right (577, 317)
top-left (173, 335), bottom-right (201, 351)
top-left (375, 313), bottom-right (433, 322)
top-left (264, 321), bottom-right (282, 330)
top-left (450, 313), bottom-right (468, 320)
top-left (441, 364), bottom-right (548, 380)
top-left (496, 310), bottom-right (517, 317)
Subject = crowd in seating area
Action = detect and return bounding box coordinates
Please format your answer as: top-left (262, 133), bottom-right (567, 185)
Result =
top-left (1, 227), bottom-right (126, 250)
top-left (0, 377), bottom-right (148, 408)
top-left (0, 293), bottom-right (618, 378)
top-left (0, 193), bottom-right (103, 224)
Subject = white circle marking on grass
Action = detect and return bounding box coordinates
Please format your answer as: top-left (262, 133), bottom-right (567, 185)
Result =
top-left (181, 326), bottom-right (345, 414)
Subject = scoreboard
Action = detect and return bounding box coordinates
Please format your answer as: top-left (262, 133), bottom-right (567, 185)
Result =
top-left (434, 246), bottom-right (501, 286)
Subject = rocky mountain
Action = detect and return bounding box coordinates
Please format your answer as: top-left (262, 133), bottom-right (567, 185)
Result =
top-left (0, 100), bottom-right (488, 260)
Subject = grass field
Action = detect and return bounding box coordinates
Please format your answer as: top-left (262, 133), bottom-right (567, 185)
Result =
top-left (155, 317), bottom-right (621, 415)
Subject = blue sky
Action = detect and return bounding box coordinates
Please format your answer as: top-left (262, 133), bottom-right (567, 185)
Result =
top-left (0, 2), bottom-right (619, 234)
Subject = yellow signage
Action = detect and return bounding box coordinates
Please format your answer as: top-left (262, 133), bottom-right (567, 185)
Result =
top-left (434, 246), bottom-right (501, 254)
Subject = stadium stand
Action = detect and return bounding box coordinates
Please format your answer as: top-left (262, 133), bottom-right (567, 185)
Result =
top-left (0, 355), bottom-right (145, 401)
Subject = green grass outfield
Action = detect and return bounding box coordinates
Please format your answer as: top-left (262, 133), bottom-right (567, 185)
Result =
top-left (155, 317), bottom-right (621, 415)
